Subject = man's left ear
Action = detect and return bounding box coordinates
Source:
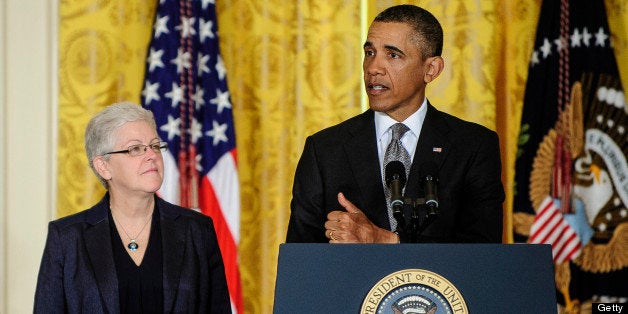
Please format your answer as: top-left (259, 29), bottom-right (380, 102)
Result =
top-left (424, 56), bottom-right (444, 84)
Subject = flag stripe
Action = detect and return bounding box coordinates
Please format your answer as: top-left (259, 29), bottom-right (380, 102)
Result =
top-left (537, 214), bottom-right (563, 244)
top-left (551, 224), bottom-right (572, 255)
top-left (554, 231), bottom-right (580, 263)
top-left (207, 150), bottom-right (241, 242)
top-left (529, 196), bottom-right (581, 263)
top-left (159, 150), bottom-right (180, 203)
top-left (199, 175), bottom-right (243, 307)
top-left (529, 198), bottom-right (559, 242)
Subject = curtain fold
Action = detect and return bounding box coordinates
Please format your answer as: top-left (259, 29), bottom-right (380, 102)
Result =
top-left (57, 0), bottom-right (628, 312)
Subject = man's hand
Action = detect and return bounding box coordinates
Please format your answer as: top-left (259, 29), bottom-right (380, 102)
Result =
top-left (324, 192), bottom-right (399, 243)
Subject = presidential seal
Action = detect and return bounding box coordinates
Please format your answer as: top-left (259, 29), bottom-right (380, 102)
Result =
top-left (360, 269), bottom-right (468, 314)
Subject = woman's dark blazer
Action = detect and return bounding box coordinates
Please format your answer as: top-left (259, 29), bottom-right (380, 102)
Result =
top-left (34, 194), bottom-right (231, 313)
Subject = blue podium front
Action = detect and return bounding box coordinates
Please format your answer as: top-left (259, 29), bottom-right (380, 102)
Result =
top-left (273, 243), bottom-right (556, 313)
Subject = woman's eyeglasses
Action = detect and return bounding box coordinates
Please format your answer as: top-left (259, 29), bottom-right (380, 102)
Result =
top-left (103, 141), bottom-right (168, 157)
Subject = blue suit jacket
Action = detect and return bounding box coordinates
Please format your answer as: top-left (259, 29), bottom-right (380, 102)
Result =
top-left (34, 194), bottom-right (231, 313)
top-left (287, 104), bottom-right (505, 243)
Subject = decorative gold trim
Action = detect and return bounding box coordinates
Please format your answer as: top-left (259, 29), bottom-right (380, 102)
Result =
top-left (513, 212), bottom-right (535, 236)
top-left (573, 223), bottom-right (628, 272)
top-left (529, 128), bottom-right (556, 209)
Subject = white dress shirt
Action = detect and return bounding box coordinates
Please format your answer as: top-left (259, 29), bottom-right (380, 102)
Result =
top-left (374, 97), bottom-right (429, 173)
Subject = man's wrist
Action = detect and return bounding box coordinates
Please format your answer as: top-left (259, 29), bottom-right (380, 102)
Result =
top-left (382, 230), bottom-right (400, 243)
top-left (393, 231), bottom-right (401, 243)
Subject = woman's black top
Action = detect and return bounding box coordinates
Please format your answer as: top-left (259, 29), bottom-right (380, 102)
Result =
top-left (109, 206), bottom-right (164, 313)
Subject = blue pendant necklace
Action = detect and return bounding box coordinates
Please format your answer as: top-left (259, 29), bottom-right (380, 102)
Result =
top-left (111, 207), bottom-right (152, 251)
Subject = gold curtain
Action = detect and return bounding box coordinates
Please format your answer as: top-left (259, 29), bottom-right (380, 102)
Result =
top-left (58, 0), bottom-right (628, 313)
top-left (57, 1), bottom-right (157, 217)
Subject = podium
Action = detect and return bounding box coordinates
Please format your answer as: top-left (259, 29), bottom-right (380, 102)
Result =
top-left (273, 243), bottom-right (556, 313)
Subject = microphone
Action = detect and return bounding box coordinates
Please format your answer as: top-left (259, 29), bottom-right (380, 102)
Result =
top-left (421, 162), bottom-right (439, 218)
top-left (385, 160), bottom-right (407, 229)
top-left (412, 162), bottom-right (440, 241)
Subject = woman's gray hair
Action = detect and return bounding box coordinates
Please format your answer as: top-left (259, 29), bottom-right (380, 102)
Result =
top-left (85, 102), bottom-right (157, 188)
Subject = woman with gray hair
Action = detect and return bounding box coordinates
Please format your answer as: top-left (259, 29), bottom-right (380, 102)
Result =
top-left (34, 102), bottom-right (231, 313)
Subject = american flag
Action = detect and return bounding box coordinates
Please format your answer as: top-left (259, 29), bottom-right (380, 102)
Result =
top-left (529, 196), bottom-right (581, 264)
top-left (141, 0), bottom-right (242, 312)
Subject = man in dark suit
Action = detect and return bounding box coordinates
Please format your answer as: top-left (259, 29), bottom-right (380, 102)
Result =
top-left (286, 5), bottom-right (504, 244)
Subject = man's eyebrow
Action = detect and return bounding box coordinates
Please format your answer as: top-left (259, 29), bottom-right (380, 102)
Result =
top-left (384, 45), bottom-right (405, 56)
top-left (362, 42), bottom-right (405, 56)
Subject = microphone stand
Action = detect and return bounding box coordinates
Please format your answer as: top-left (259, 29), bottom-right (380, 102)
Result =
top-left (414, 203), bottom-right (438, 238)
top-left (409, 201), bottom-right (420, 243)
top-left (397, 198), bottom-right (439, 243)
top-left (393, 209), bottom-right (406, 243)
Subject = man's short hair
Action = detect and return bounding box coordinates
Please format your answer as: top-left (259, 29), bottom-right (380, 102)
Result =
top-left (374, 4), bottom-right (443, 59)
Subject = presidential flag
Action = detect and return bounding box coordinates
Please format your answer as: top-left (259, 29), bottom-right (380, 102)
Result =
top-left (513, 0), bottom-right (627, 309)
top-left (141, 0), bottom-right (243, 312)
